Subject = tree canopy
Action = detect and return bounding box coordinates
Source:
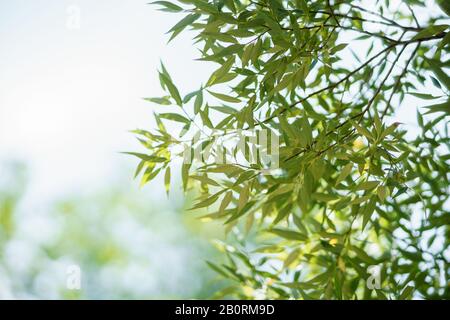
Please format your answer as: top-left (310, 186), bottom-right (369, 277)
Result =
top-left (131, 0), bottom-right (449, 299)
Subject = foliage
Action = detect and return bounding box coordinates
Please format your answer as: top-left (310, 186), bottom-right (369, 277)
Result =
top-left (132, 0), bottom-right (450, 299)
top-left (0, 161), bottom-right (26, 249)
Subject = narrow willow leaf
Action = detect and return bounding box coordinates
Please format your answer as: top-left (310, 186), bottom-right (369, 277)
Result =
top-left (199, 44), bottom-right (243, 61)
top-left (408, 92), bottom-right (442, 100)
top-left (361, 196), bottom-right (377, 230)
top-left (164, 166), bottom-right (171, 195)
top-left (190, 175), bottom-right (220, 186)
top-left (330, 43), bottom-right (348, 54)
top-left (219, 191), bottom-right (233, 216)
top-left (201, 32), bottom-right (237, 44)
top-left (159, 73), bottom-right (182, 106)
top-left (123, 152), bottom-right (167, 162)
top-left (377, 185), bottom-right (389, 203)
top-left (399, 286), bottom-right (415, 300)
top-left (284, 249), bottom-right (301, 269)
top-left (425, 58), bottom-right (450, 90)
top-left (351, 245), bottom-right (377, 264)
top-left (159, 113), bottom-right (190, 124)
top-left (200, 105), bottom-right (214, 128)
top-left (130, 1), bottom-right (450, 299)
top-left (168, 13), bottom-right (201, 41)
top-left (245, 212), bottom-right (254, 234)
top-left (379, 123), bottom-right (399, 141)
top-left (134, 160), bottom-right (146, 179)
top-left (150, 1), bottom-right (183, 12)
top-left (140, 166), bottom-right (161, 187)
top-left (206, 57), bottom-right (235, 86)
top-left (182, 163), bottom-right (190, 192)
top-left (206, 261), bottom-right (230, 278)
top-left (424, 99), bottom-right (450, 115)
top-left (194, 89), bottom-right (203, 115)
top-left (356, 181), bottom-right (379, 191)
top-left (412, 25), bottom-right (448, 40)
top-left (143, 96), bottom-right (171, 105)
top-left (312, 193), bottom-right (339, 202)
top-left (183, 90), bottom-right (199, 104)
top-left (238, 184), bottom-right (249, 211)
top-left (190, 194), bottom-right (219, 210)
top-left (352, 122), bottom-right (373, 141)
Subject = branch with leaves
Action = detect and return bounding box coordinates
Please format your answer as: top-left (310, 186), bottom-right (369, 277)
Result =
top-left (131, 0), bottom-right (450, 300)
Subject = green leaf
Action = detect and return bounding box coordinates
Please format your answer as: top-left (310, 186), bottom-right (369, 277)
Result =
top-left (150, 1), bottom-right (183, 12)
top-left (269, 228), bottom-right (308, 241)
top-left (352, 122), bottom-right (373, 141)
top-left (238, 184), bottom-right (250, 211)
top-left (408, 92), bottom-right (442, 100)
top-left (379, 123), bottom-right (399, 141)
top-left (208, 90), bottom-right (241, 103)
top-left (219, 191), bottom-right (233, 216)
top-left (425, 58), bottom-right (450, 90)
top-left (159, 113), bottom-right (190, 124)
top-left (411, 25), bottom-right (448, 40)
top-left (336, 163), bottom-right (353, 186)
top-left (193, 89), bottom-right (203, 115)
top-left (377, 186), bottom-right (389, 203)
top-left (182, 163), bottom-right (190, 192)
top-left (190, 175), bottom-right (220, 186)
top-left (199, 44), bottom-right (243, 61)
top-left (190, 194), bottom-right (220, 210)
top-left (283, 248), bottom-right (301, 269)
top-left (143, 96), bottom-right (172, 105)
top-left (190, 0), bottom-right (218, 14)
top-left (201, 32), bottom-right (238, 44)
top-left (356, 181), bottom-right (379, 191)
top-left (351, 245), bottom-right (377, 264)
top-left (123, 152), bottom-right (167, 163)
top-left (330, 43), bottom-right (348, 54)
top-left (159, 73), bottom-right (183, 106)
top-left (206, 261), bottom-right (230, 278)
top-left (312, 193), bottom-right (339, 202)
top-left (206, 57), bottom-right (235, 86)
top-left (399, 286), bottom-right (415, 300)
top-left (164, 166), bottom-right (171, 195)
top-left (361, 196), bottom-right (377, 230)
top-left (168, 13), bottom-right (201, 41)
top-left (424, 99), bottom-right (450, 115)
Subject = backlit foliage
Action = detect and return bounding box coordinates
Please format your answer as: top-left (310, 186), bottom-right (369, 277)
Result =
top-left (131, 0), bottom-right (449, 299)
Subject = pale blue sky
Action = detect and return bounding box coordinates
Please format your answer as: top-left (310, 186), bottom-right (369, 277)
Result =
top-left (0, 0), bottom-right (214, 203)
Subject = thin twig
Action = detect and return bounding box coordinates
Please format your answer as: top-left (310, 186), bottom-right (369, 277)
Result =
top-left (381, 44), bottom-right (420, 120)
